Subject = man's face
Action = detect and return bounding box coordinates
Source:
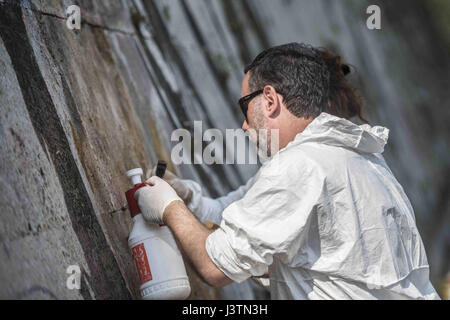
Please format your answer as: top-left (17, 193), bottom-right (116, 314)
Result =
top-left (241, 72), bottom-right (261, 131)
top-left (240, 72), bottom-right (272, 158)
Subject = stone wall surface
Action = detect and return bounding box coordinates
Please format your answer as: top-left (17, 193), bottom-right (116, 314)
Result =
top-left (0, 0), bottom-right (448, 299)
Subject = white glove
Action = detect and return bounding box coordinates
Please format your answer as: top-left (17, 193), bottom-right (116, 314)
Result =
top-left (149, 166), bottom-right (193, 204)
top-left (134, 176), bottom-right (182, 224)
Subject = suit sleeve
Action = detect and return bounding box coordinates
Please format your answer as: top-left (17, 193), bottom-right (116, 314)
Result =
top-left (205, 154), bottom-right (325, 283)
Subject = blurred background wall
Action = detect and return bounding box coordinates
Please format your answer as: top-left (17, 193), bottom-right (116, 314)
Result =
top-left (0, 0), bottom-right (448, 299)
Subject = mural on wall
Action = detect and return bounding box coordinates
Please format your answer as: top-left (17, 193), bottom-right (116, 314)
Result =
top-left (0, 0), bottom-right (448, 299)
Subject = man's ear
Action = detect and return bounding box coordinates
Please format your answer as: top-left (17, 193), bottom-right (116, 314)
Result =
top-left (263, 85), bottom-right (280, 118)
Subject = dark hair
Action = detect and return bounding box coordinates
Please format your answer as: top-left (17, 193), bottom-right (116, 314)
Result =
top-left (320, 49), bottom-right (368, 123)
top-left (244, 42), bottom-right (367, 123)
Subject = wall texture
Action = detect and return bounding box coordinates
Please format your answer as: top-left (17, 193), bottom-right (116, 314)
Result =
top-left (0, 0), bottom-right (448, 299)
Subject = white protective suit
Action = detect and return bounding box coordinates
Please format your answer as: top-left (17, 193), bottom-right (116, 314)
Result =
top-left (184, 112), bottom-right (440, 300)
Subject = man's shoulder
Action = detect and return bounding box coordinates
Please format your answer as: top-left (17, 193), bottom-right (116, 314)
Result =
top-left (283, 139), bottom-right (373, 168)
top-left (260, 144), bottom-right (327, 182)
top-left (272, 141), bottom-right (329, 167)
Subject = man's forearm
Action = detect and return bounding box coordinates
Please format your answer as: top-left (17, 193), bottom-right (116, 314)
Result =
top-left (162, 200), bottom-right (233, 288)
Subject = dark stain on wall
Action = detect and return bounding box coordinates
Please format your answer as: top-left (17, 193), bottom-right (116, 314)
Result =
top-left (0, 3), bottom-right (131, 300)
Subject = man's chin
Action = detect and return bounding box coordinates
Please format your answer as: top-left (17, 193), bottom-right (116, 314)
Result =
top-left (254, 141), bottom-right (273, 162)
top-left (248, 132), bottom-right (274, 162)
top-left (258, 151), bottom-right (270, 164)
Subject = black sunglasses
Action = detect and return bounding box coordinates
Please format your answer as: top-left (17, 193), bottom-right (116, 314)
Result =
top-left (238, 89), bottom-right (263, 122)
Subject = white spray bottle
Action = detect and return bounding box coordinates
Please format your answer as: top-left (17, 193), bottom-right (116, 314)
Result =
top-left (125, 161), bottom-right (191, 300)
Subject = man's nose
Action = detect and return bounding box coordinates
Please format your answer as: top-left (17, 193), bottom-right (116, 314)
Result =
top-left (242, 120), bottom-right (249, 131)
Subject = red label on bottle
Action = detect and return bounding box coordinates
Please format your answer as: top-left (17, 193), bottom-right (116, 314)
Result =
top-left (131, 243), bottom-right (153, 284)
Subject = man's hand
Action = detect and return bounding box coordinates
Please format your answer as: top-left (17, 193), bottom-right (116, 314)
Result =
top-left (148, 166), bottom-right (193, 204)
top-left (134, 176), bottom-right (183, 224)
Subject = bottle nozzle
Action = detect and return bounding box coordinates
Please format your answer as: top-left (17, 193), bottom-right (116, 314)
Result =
top-left (126, 168), bottom-right (143, 186)
top-left (155, 160), bottom-right (167, 178)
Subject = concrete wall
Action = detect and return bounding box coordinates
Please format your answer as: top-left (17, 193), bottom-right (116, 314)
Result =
top-left (0, 0), bottom-right (448, 299)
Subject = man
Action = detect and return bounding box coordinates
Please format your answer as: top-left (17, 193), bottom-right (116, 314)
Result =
top-left (135, 43), bottom-right (440, 299)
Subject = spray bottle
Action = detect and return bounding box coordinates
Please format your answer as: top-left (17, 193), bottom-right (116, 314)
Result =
top-left (125, 161), bottom-right (191, 300)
